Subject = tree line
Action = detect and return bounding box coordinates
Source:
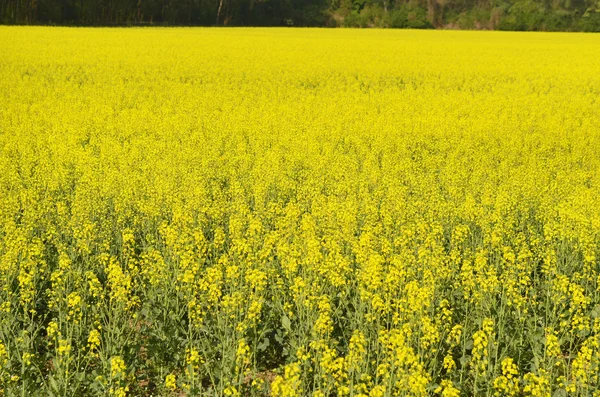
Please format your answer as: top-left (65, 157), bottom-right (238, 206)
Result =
top-left (1, 0), bottom-right (599, 31)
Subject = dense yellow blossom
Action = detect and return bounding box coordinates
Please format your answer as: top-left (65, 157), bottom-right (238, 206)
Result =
top-left (493, 357), bottom-right (520, 396)
top-left (1, 26), bottom-right (600, 395)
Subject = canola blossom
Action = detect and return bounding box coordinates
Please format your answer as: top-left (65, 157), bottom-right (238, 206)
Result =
top-left (1, 27), bottom-right (600, 396)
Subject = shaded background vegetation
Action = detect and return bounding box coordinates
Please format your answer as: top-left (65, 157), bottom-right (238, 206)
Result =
top-left (1, 0), bottom-right (600, 30)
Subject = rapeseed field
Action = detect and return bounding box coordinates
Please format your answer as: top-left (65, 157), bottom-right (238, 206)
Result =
top-left (1, 27), bottom-right (600, 396)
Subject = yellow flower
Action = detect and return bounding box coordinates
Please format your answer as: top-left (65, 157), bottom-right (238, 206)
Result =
top-left (110, 356), bottom-right (127, 379)
top-left (57, 339), bottom-right (72, 357)
top-left (442, 354), bottom-right (455, 372)
top-left (165, 374), bottom-right (177, 390)
top-left (435, 380), bottom-right (460, 397)
top-left (87, 329), bottom-right (101, 353)
top-left (46, 321), bottom-right (59, 339)
top-left (22, 352), bottom-right (33, 366)
top-left (271, 362), bottom-right (302, 397)
top-left (0, 341), bottom-right (7, 366)
top-left (493, 357), bottom-right (519, 396)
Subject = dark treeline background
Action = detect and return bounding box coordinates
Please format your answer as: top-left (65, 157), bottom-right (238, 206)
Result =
top-left (2, 0), bottom-right (600, 30)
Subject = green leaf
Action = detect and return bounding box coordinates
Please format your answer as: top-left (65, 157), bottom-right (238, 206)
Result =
top-left (48, 376), bottom-right (60, 393)
top-left (553, 389), bottom-right (567, 397)
top-left (275, 333), bottom-right (284, 344)
top-left (460, 355), bottom-right (471, 366)
top-left (281, 315), bottom-right (291, 331)
top-left (258, 337), bottom-right (270, 351)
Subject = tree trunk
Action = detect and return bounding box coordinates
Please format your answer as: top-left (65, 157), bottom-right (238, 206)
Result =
top-left (216, 0), bottom-right (224, 25)
top-left (427, 0), bottom-right (437, 27)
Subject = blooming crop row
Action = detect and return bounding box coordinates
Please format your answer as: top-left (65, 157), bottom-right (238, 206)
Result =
top-left (1, 27), bottom-right (600, 396)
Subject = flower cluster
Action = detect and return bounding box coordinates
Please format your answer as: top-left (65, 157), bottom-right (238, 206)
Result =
top-left (1, 26), bottom-right (600, 396)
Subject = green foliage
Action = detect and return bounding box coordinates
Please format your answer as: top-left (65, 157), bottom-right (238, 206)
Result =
top-left (1, 0), bottom-right (599, 32)
top-left (341, 4), bottom-right (388, 27)
top-left (449, 7), bottom-right (492, 29)
top-left (498, 0), bottom-right (547, 30)
top-left (576, 11), bottom-right (600, 31)
top-left (542, 10), bottom-right (575, 31)
top-left (389, 5), bottom-right (433, 28)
